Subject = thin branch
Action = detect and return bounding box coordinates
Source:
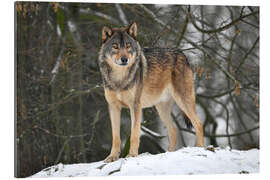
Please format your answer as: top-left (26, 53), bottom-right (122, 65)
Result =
top-left (196, 98), bottom-right (218, 147)
top-left (191, 15), bottom-right (259, 59)
top-left (178, 125), bottom-right (259, 138)
top-left (175, 6), bottom-right (190, 47)
top-left (230, 95), bottom-right (255, 144)
top-left (212, 99), bottom-right (232, 148)
top-left (34, 125), bottom-right (92, 164)
top-left (29, 85), bottom-right (103, 119)
top-left (141, 125), bottom-right (166, 139)
top-left (186, 38), bottom-right (238, 82)
top-left (33, 125), bottom-right (91, 139)
top-left (151, 7), bottom-right (181, 47)
top-left (59, 4), bottom-right (120, 25)
top-left (55, 138), bottom-right (70, 164)
top-left (115, 4), bottom-right (128, 25)
top-left (171, 112), bottom-right (187, 147)
top-left (235, 36), bottom-right (259, 74)
top-left (190, 9), bottom-right (259, 34)
top-left (138, 4), bottom-right (167, 27)
top-left (227, 22), bottom-right (239, 70)
top-left (240, 19), bottom-right (259, 29)
top-left (49, 33), bottom-right (67, 84)
top-left (197, 87), bottom-right (235, 99)
top-left (247, 6), bottom-right (259, 22)
top-left (87, 110), bottom-right (100, 145)
top-left (78, 7), bottom-right (120, 25)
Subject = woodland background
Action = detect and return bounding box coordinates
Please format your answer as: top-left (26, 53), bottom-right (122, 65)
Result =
top-left (15, 2), bottom-right (259, 177)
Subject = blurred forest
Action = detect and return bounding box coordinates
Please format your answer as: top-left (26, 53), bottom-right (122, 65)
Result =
top-left (15, 2), bottom-right (259, 177)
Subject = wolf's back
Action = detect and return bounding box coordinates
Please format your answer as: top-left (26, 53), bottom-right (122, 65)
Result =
top-left (143, 47), bottom-right (190, 67)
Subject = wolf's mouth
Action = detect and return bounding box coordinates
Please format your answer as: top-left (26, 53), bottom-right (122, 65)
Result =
top-left (119, 62), bottom-right (128, 66)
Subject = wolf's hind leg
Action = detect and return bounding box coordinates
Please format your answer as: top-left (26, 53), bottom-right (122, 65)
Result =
top-left (170, 58), bottom-right (204, 147)
top-left (171, 79), bottom-right (204, 147)
top-left (155, 99), bottom-right (177, 151)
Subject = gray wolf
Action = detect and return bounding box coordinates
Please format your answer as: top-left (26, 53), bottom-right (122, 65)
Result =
top-left (98, 22), bottom-right (204, 162)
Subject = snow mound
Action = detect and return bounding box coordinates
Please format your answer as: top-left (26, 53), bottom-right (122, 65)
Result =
top-left (31, 147), bottom-right (259, 177)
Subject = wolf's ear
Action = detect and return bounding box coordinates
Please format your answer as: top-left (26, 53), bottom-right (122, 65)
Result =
top-left (102, 26), bottom-right (112, 43)
top-left (127, 22), bottom-right (137, 40)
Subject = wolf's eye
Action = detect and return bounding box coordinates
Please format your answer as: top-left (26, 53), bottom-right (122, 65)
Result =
top-left (126, 43), bottom-right (131, 49)
top-left (112, 43), bottom-right (118, 49)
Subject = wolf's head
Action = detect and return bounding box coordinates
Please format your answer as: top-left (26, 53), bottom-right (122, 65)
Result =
top-left (99, 22), bottom-right (139, 67)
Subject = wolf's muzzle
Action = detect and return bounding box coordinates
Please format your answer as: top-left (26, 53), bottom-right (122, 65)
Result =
top-left (115, 56), bottom-right (130, 66)
top-left (120, 57), bottom-right (129, 66)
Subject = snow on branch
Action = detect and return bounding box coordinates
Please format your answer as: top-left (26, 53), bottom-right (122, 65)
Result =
top-left (141, 125), bottom-right (166, 138)
top-left (79, 7), bottom-right (120, 25)
top-left (115, 4), bottom-right (128, 26)
top-left (138, 4), bottom-right (167, 27)
top-left (49, 36), bottom-right (66, 85)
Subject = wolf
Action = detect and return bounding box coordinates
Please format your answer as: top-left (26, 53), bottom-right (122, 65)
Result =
top-left (98, 22), bottom-right (204, 163)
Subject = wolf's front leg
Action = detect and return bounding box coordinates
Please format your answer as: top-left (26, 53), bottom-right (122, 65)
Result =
top-left (127, 105), bottom-right (142, 157)
top-left (104, 103), bottom-right (121, 163)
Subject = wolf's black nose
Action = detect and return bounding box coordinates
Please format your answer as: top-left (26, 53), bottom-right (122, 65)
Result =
top-left (121, 57), bottom-right (128, 64)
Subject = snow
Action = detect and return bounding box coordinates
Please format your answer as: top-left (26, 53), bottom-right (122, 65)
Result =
top-left (67, 21), bottom-right (76, 33)
top-left (31, 147), bottom-right (259, 177)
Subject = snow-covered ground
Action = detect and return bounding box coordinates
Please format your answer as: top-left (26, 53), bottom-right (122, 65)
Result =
top-left (31, 147), bottom-right (259, 177)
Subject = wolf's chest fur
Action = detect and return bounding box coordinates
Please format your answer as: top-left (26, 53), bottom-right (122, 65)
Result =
top-left (114, 84), bottom-right (172, 108)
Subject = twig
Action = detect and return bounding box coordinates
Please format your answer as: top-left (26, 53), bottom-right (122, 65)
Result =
top-left (108, 160), bottom-right (124, 175)
top-left (172, 112), bottom-right (187, 146)
top-left (79, 7), bottom-right (120, 25)
top-left (187, 39), bottom-right (238, 82)
top-left (115, 4), bottom-right (128, 25)
top-left (151, 7), bottom-right (181, 47)
top-left (138, 4), bottom-right (167, 27)
top-left (240, 19), bottom-right (259, 29)
top-left (30, 85), bottom-right (103, 119)
top-left (87, 110), bottom-right (101, 145)
top-left (33, 125), bottom-right (91, 139)
top-left (141, 125), bottom-right (166, 139)
top-left (212, 99), bottom-right (232, 148)
top-left (55, 138), bottom-right (70, 164)
top-left (230, 95), bottom-right (255, 144)
top-left (196, 98), bottom-right (218, 147)
top-left (235, 36), bottom-right (259, 74)
top-left (178, 125), bottom-right (259, 138)
top-left (190, 9), bottom-right (259, 34)
top-left (198, 87), bottom-right (235, 99)
top-left (176, 6), bottom-right (190, 47)
top-left (49, 35), bottom-right (66, 84)
top-left (247, 6), bottom-right (259, 22)
top-left (191, 15), bottom-right (259, 60)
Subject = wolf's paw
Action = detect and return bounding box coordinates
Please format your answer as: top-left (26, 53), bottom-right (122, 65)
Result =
top-left (126, 153), bottom-right (138, 158)
top-left (104, 154), bottom-right (119, 163)
top-left (168, 146), bottom-right (176, 152)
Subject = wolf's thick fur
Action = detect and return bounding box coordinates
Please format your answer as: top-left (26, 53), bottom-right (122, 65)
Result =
top-left (98, 22), bottom-right (204, 163)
